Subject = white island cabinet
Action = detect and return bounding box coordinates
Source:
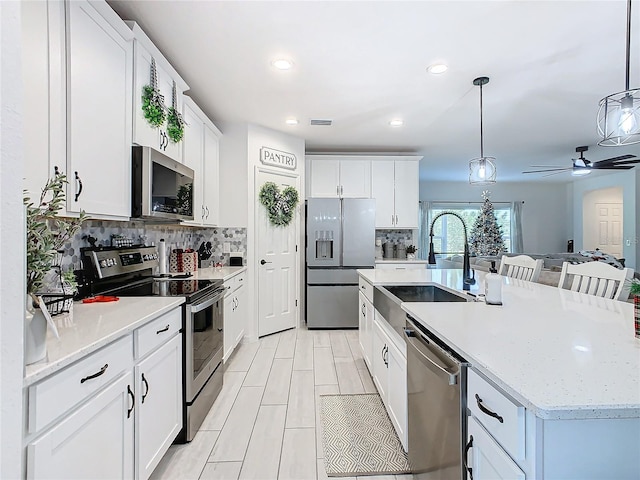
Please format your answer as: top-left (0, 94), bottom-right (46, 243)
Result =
top-left (358, 268), bottom-right (640, 479)
top-left (24, 299), bottom-right (184, 480)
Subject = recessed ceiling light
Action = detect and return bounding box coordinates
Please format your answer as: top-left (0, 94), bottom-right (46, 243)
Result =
top-left (285, 118), bottom-right (299, 126)
top-left (272, 59), bottom-right (294, 70)
top-left (389, 119), bottom-right (404, 127)
top-left (427, 63), bottom-right (448, 75)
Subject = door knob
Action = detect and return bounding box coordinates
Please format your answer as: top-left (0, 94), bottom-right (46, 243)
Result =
top-left (260, 259), bottom-right (272, 265)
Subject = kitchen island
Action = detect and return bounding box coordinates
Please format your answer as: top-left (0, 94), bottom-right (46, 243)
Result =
top-left (358, 268), bottom-right (640, 479)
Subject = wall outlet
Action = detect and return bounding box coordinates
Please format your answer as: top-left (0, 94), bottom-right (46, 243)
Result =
top-left (223, 242), bottom-right (231, 253)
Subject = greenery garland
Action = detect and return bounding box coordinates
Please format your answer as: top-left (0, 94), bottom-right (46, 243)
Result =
top-left (142, 84), bottom-right (166, 127)
top-left (167, 106), bottom-right (185, 143)
top-left (259, 182), bottom-right (299, 226)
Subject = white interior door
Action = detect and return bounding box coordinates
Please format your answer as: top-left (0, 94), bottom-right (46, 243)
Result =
top-left (257, 169), bottom-right (299, 337)
top-left (594, 202), bottom-right (623, 257)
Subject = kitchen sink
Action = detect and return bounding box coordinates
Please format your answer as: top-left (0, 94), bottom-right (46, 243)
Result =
top-left (373, 284), bottom-right (469, 336)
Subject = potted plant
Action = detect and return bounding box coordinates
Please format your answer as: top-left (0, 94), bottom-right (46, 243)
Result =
top-left (25, 173), bottom-right (86, 363)
top-left (406, 245), bottom-right (417, 260)
top-left (630, 278), bottom-right (640, 338)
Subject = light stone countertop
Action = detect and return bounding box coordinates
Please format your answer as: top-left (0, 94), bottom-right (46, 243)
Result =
top-left (358, 268), bottom-right (640, 420)
top-left (176, 266), bottom-right (246, 282)
top-left (24, 296), bottom-right (185, 386)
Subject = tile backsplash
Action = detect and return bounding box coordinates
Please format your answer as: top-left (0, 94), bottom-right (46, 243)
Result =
top-left (375, 229), bottom-right (415, 246)
top-left (58, 220), bottom-right (246, 272)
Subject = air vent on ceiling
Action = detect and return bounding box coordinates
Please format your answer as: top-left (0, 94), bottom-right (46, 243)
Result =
top-left (310, 119), bottom-right (333, 126)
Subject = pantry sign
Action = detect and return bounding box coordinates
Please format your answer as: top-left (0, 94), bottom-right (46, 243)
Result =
top-left (260, 147), bottom-right (297, 170)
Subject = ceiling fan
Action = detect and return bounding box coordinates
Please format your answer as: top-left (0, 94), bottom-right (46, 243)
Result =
top-left (522, 146), bottom-right (639, 177)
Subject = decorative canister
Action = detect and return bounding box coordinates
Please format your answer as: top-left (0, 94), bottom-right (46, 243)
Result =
top-left (635, 296), bottom-right (640, 338)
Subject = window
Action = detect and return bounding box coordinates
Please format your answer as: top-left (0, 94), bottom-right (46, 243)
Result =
top-left (428, 203), bottom-right (512, 255)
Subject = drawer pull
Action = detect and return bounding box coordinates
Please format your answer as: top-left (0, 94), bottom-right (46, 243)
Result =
top-left (464, 435), bottom-right (474, 480)
top-left (475, 393), bottom-right (504, 423)
top-left (127, 385), bottom-right (135, 418)
top-left (141, 373), bottom-right (149, 404)
top-left (156, 325), bottom-right (170, 334)
top-left (80, 363), bottom-right (108, 384)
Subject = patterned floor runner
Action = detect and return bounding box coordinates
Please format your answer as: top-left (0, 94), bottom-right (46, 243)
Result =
top-left (319, 393), bottom-right (411, 477)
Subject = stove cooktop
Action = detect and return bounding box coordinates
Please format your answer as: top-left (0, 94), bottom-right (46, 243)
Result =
top-left (95, 277), bottom-right (222, 303)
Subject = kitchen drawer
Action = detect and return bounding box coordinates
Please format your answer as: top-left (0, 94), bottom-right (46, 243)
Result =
top-left (468, 368), bottom-right (525, 462)
top-left (28, 335), bottom-right (133, 434)
top-left (359, 276), bottom-right (374, 302)
top-left (134, 307), bottom-right (182, 360)
top-left (224, 271), bottom-right (246, 296)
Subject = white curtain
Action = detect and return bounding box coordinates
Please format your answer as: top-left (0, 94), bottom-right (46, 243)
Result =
top-left (418, 201), bottom-right (431, 259)
top-left (511, 201), bottom-right (524, 253)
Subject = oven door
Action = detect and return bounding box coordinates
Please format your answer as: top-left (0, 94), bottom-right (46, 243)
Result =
top-left (184, 290), bottom-right (224, 402)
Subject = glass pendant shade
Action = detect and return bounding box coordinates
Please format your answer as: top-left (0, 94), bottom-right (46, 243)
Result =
top-left (597, 89), bottom-right (640, 146)
top-left (597, 0), bottom-right (640, 146)
top-left (469, 156), bottom-right (497, 184)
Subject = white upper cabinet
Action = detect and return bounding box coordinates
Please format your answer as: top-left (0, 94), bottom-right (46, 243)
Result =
top-left (182, 96), bottom-right (221, 227)
top-left (128, 22), bottom-right (188, 162)
top-left (65, 0), bottom-right (133, 218)
top-left (371, 159), bottom-right (420, 228)
top-left (308, 156), bottom-right (371, 198)
top-left (21, 0), bottom-right (66, 206)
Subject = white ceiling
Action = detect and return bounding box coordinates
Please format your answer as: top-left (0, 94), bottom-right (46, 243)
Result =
top-left (108, 0), bottom-right (640, 183)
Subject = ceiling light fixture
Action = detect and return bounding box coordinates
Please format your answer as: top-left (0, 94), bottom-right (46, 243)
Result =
top-left (389, 119), bottom-right (404, 127)
top-left (571, 168), bottom-right (592, 177)
top-left (469, 76), bottom-right (497, 185)
top-left (427, 63), bottom-right (448, 75)
top-left (285, 118), bottom-right (299, 126)
top-left (271, 59), bottom-right (294, 70)
top-left (597, 0), bottom-right (640, 146)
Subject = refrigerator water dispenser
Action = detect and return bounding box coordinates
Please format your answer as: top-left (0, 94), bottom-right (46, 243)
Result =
top-left (315, 231), bottom-right (334, 260)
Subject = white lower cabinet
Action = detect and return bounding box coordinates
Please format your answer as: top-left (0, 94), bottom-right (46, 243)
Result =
top-left (27, 372), bottom-right (135, 479)
top-left (358, 291), bottom-right (373, 371)
top-left (135, 334), bottom-right (182, 480)
top-left (467, 416), bottom-right (525, 480)
top-left (26, 307), bottom-right (183, 480)
top-left (223, 271), bottom-right (246, 361)
top-left (372, 312), bottom-right (408, 451)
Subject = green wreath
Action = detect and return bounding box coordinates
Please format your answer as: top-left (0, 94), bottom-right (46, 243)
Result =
top-left (259, 182), bottom-right (299, 226)
top-left (167, 107), bottom-right (184, 143)
top-left (142, 84), bottom-right (166, 127)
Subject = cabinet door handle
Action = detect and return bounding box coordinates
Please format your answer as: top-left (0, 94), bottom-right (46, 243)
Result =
top-left (391, 214), bottom-right (395, 225)
top-left (384, 345), bottom-right (389, 367)
top-left (464, 435), bottom-right (474, 480)
top-left (475, 393), bottom-right (504, 423)
top-left (205, 206), bottom-right (210, 219)
top-left (340, 185), bottom-right (343, 195)
top-left (127, 385), bottom-right (135, 418)
top-left (80, 363), bottom-right (108, 383)
top-left (160, 130), bottom-right (168, 151)
top-left (156, 324), bottom-right (170, 334)
top-left (202, 206), bottom-right (205, 218)
top-left (141, 373), bottom-right (149, 404)
top-left (362, 303), bottom-right (366, 316)
top-left (74, 171), bottom-right (83, 202)
top-left (395, 214), bottom-right (398, 225)
top-left (336, 185), bottom-right (340, 196)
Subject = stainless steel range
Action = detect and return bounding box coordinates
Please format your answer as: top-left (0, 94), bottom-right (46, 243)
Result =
top-left (79, 245), bottom-right (225, 443)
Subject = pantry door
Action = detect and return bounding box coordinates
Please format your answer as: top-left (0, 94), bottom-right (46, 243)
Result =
top-left (256, 168), bottom-right (299, 337)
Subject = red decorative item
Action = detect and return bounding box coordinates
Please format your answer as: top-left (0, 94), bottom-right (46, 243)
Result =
top-left (635, 296), bottom-right (640, 338)
top-left (169, 251), bottom-right (198, 273)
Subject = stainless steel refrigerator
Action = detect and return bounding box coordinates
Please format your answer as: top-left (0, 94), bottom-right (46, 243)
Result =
top-left (306, 198), bottom-right (375, 328)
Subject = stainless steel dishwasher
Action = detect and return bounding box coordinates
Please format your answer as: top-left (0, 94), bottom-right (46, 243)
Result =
top-left (404, 315), bottom-right (469, 480)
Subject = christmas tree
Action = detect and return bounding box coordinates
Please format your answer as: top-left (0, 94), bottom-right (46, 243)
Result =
top-left (469, 190), bottom-right (506, 256)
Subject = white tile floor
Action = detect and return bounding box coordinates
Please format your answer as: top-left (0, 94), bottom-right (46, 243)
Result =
top-left (150, 327), bottom-right (414, 480)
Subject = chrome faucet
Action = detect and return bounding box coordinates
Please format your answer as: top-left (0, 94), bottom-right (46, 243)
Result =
top-left (427, 211), bottom-right (476, 290)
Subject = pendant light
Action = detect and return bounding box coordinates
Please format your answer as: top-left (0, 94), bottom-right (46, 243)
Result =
top-left (469, 76), bottom-right (497, 185)
top-left (597, 0), bottom-right (640, 146)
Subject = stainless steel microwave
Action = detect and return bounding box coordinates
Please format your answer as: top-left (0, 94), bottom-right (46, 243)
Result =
top-left (131, 146), bottom-right (194, 221)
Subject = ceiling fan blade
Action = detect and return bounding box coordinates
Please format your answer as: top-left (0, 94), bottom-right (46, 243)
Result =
top-left (592, 158), bottom-right (640, 167)
top-left (522, 168), bottom-right (571, 173)
top-left (591, 165), bottom-right (634, 170)
top-left (595, 154), bottom-right (636, 163)
top-left (529, 165), bottom-right (565, 168)
top-left (541, 171), bottom-right (567, 178)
